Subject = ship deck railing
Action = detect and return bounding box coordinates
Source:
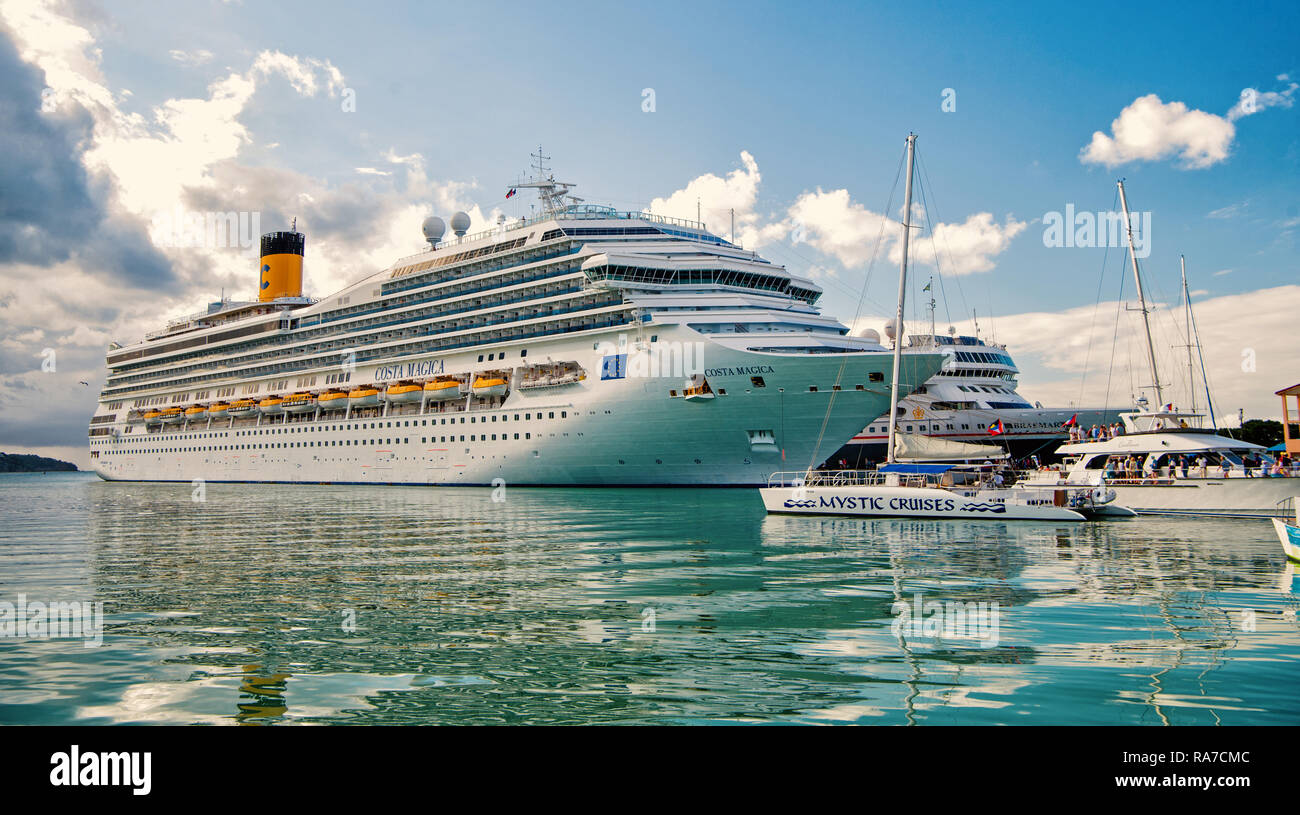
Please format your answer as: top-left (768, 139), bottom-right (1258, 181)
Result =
top-left (103, 313), bottom-right (637, 399)
top-left (767, 470), bottom-right (949, 489)
top-left (390, 207), bottom-right (714, 268)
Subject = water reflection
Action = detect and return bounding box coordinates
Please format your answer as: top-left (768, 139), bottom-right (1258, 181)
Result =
top-left (0, 473), bottom-right (1294, 724)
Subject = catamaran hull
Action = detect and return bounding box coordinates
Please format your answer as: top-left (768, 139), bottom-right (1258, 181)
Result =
top-left (759, 484), bottom-right (1086, 521)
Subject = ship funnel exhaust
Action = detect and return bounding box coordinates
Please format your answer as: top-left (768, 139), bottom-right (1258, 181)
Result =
top-left (259, 229), bottom-right (305, 301)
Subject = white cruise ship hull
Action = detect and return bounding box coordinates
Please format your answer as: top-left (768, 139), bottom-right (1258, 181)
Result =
top-left (91, 327), bottom-right (942, 486)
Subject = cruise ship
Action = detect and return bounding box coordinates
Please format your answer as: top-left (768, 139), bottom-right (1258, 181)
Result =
top-left (87, 169), bottom-right (945, 486)
top-left (829, 329), bottom-right (1123, 466)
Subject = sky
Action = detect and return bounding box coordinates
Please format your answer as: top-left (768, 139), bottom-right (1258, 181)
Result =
top-left (0, 0), bottom-right (1297, 467)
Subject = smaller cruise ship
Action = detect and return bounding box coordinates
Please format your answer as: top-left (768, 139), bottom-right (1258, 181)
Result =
top-left (830, 329), bottom-right (1123, 467)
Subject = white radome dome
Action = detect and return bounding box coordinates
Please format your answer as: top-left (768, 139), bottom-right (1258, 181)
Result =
top-left (422, 216), bottom-right (446, 244)
top-left (450, 211), bottom-right (471, 237)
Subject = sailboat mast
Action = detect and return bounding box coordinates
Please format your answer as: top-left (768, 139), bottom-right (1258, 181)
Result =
top-left (1117, 180), bottom-right (1164, 408)
top-left (1181, 256), bottom-right (1196, 414)
top-left (886, 133), bottom-right (917, 464)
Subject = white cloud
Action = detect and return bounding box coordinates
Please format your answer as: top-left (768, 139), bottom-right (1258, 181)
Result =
top-left (168, 49), bottom-right (213, 67)
top-left (906, 211), bottom-right (1028, 275)
top-left (354, 167), bottom-right (390, 176)
top-left (59, 324), bottom-right (112, 346)
top-left (647, 151), bottom-right (783, 247)
top-left (1082, 81), bottom-right (1298, 170)
top-left (1225, 82), bottom-right (1297, 121)
top-left (0, 0), bottom-right (489, 465)
top-left (646, 154), bottom-right (1025, 277)
top-left (787, 188), bottom-right (1025, 276)
top-left (1207, 202), bottom-right (1245, 219)
top-left (1080, 94), bottom-right (1235, 169)
top-left (250, 50), bottom-right (345, 98)
top-left (930, 285), bottom-right (1300, 421)
top-left (787, 188), bottom-right (891, 268)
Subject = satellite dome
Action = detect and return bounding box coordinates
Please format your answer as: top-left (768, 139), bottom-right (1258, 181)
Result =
top-left (422, 216), bottom-right (446, 246)
top-left (883, 319), bottom-right (897, 341)
top-left (450, 211), bottom-right (471, 237)
top-left (856, 327), bottom-right (881, 344)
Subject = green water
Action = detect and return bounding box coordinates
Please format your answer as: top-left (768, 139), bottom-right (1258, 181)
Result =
top-left (0, 471), bottom-right (1296, 725)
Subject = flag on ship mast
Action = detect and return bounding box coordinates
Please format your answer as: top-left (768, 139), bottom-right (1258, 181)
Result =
top-left (988, 419), bottom-right (1005, 436)
top-left (1061, 414), bottom-right (1077, 428)
top-left (506, 188), bottom-right (517, 199)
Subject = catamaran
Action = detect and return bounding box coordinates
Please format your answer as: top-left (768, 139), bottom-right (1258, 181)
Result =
top-left (761, 134), bottom-right (1129, 522)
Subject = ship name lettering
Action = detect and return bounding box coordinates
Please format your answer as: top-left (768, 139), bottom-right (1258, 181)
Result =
top-left (704, 365), bottom-right (775, 377)
top-left (374, 360), bottom-right (445, 380)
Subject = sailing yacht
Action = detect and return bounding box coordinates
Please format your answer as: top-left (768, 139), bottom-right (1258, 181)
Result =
top-left (1048, 182), bottom-right (1300, 518)
top-left (761, 134), bottom-right (1124, 522)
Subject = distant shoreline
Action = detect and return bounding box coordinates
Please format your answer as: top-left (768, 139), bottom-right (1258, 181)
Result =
top-left (0, 453), bottom-right (79, 473)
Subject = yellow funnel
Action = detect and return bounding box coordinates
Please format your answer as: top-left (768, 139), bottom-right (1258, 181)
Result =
top-left (258, 230), bottom-right (305, 301)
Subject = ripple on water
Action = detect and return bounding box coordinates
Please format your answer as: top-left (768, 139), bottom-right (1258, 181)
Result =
top-left (0, 473), bottom-right (1295, 724)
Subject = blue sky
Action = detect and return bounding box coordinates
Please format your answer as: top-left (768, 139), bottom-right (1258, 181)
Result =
top-left (0, 0), bottom-right (1297, 463)
top-left (93, 0), bottom-right (1297, 305)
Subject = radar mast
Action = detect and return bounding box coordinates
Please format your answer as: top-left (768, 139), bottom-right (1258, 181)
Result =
top-left (510, 146), bottom-right (583, 216)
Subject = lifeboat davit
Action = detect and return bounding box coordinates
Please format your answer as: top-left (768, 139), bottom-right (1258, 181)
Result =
top-left (160, 407), bottom-right (184, 424)
top-left (386, 383), bottom-right (423, 404)
top-left (143, 410), bottom-right (163, 425)
top-left (281, 393), bottom-right (317, 414)
top-left (317, 391), bottom-right (348, 411)
top-left (228, 398), bottom-right (257, 417)
top-left (471, 376), bottom-right (508, 398)
top-left (206, 402), bottom-right (230, 419)
top-left (423, 378), bottom-right (463, 401)
top-left (258, 396), bottom-right (284, 415)
top-left (348, 386), bottom-right (380, 407)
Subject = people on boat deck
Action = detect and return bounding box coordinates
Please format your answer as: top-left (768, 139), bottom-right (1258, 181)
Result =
top-left (1196, 455), bottom-right (1208, 478)
top-left (1067, 422), bottom-right (1128, 442)
top-left (1179, 455), bottom-right (1190, 479)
